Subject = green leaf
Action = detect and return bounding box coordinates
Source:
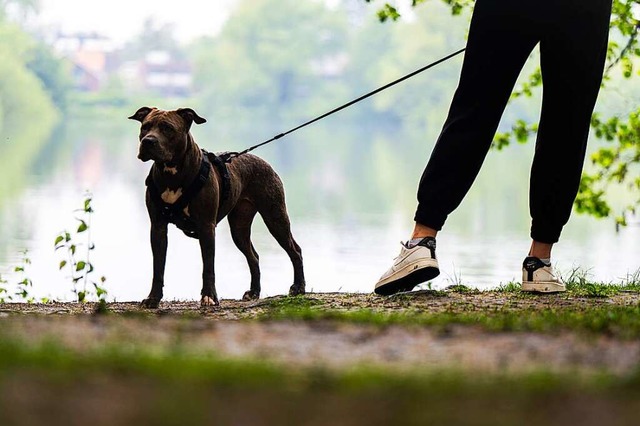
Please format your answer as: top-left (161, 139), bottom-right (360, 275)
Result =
top-left (77, 221), bottom-right (88, 233)
top-left (78, 291), bottom-right (86, 302)
top-left (70, 245), bottom-right (76, 255)
top-left (76, 261), bottom-right (86, 271)
top-left (59, 260), bottom-right (67, 270)
top-left (376, 4), bottom-right (400, 22)
top-left (54, 235), bottom-right (64, 246)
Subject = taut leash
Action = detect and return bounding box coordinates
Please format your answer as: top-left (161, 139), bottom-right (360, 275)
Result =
top-left (221, 47), bottom-right (466, 162)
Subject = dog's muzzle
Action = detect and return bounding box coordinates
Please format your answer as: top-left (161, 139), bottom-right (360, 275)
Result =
top-left (138, 136), bottom-right (160, 162)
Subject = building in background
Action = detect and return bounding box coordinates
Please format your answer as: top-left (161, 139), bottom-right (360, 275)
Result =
top-left (49, 32), bottom-right (192, 97)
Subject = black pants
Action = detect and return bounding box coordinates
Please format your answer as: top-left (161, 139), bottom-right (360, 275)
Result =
top-left (414, 0), bottom-right (612, 243)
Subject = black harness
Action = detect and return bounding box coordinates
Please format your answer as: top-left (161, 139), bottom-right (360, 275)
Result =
top-left (145, 149), bottom-right (231, 239)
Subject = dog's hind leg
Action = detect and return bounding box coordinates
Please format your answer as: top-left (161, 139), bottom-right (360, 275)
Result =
top-left (259, 204), bottom-right (306, 297)
top-left (228, 200), bottom-right (261, 300)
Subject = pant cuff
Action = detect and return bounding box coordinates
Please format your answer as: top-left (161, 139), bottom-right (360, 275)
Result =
top-left (530, 222), bottom-right (562, 244)
top-left (414, 207), bottom-right (446, 231)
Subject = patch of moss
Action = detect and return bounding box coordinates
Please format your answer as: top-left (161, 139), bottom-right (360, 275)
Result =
top-left (258, 303), bottom-right (640, 339)
top-left (445, 284), bottom-right (480, 294)
top-left (496, 281), bottom-right (522, 292)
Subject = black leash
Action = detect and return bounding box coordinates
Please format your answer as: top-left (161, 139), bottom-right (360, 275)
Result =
top-left (222, 47), bottom-right (466, 162)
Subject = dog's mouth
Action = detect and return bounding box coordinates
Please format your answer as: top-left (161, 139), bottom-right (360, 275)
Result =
top-left (138, 146), bottom-right (171, 163)
top-left (137, 151), bottom-right (153, 162)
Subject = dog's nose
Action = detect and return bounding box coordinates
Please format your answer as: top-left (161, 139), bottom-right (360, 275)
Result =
top-left (141, 135), bottom-right (158, 146)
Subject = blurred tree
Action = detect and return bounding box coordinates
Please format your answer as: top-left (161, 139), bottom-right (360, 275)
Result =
top-left (120, 18), bottom-right (184, 61)
top-left (1, 0), bottom-right (70, 113)
top-left (26, 41), bottom-right (72, 112)
top-left (0, 0), bottom-right (39, 21)
top-left (0, 22), bottom-right (59, 200)
top-left (366, 0), bottom-right (640, 226)
top-left (190, 0), bottom-right (349, 129)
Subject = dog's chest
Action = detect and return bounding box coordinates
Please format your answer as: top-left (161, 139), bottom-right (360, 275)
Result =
top-left (160, 188), bottom-right (191, 217)
top-left (160, 188), bottom-right (183, 204)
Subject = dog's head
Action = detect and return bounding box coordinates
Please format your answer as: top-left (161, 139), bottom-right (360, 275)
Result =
top-left (129, 107), bottom-right (207, 164)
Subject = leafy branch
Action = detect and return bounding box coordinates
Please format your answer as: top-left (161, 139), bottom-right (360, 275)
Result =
top-left (0, 250), bottom-right (38, 303)
top-left (0, 272), bottom-right (8, 303)
top-left (55, 194), bottom-right (107, 302)
top-left (13, 250), bottom-right (34, 302)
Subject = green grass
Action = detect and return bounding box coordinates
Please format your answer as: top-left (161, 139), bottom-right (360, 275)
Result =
top-left (2, 286), bottom-right (640, 424)
top-left (495, 281), bottom-right (523, 292)
top-left (444, 284), bottom-right (480, 294)
top-left (563, 268), bottom-right (640, 297)
top-left (2, 336), bottom-right (640, 426)
top-left (478, 268), bottom-right (640, 297)
top-left (258, 296), bottom-right (640, 338)
top-left (0, 336), bottom-right (637, 394)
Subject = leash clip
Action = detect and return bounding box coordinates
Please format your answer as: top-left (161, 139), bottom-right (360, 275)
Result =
top-left (219, 152), bottom-right (238, 163)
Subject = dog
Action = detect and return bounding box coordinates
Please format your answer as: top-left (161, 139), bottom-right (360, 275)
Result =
top-left (129, 106), bottom-right (305, 307)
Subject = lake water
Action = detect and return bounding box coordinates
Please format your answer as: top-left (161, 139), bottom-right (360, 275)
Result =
top-left (1, 115), bottom-right (639, 302)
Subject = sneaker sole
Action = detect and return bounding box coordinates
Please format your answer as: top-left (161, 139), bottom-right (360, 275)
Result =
top-left (374, 260), bottom-right (440, 296)
top-left (521, 281), bottom-right (566, 293)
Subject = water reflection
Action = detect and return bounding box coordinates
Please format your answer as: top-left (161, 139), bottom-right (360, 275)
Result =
top-left (1, 116), bottom-right (638, 302)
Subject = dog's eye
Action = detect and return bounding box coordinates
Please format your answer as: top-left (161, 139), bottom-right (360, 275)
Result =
top-left (159, 123), bottom-right (174, 133)
top-left (141, 123), bottom-right (152, 132)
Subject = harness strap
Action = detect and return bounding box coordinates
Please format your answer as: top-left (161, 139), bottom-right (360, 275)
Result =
top-left (205, 150), bottom-right (231, 222)
top-left (145, 149), bottom-right (231, 238)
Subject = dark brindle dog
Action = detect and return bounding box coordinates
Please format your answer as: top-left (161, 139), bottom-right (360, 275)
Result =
top-left (129, 106), bottom-right (305, 307)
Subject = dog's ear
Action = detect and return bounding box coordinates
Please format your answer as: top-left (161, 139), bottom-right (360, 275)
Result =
top-left (128, 106), bottom-right (155, 122)
top-left (177, 108), bottom-right (207, 126)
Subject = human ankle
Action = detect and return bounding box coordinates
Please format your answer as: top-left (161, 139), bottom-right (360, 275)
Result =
top-left (528, 241), bottom-right (552, 260)
top-left (412, 223), bottom-right (437, 240)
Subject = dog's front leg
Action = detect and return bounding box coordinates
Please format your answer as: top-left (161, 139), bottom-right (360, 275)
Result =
top-left (199, 225), bottom-right (219, 307)
top-left (141, 222), bottom-right (168, 308)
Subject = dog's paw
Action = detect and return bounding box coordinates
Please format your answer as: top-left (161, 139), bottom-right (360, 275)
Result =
top-left (288, 284), bottom-right (306, 297)
top-left (242, 290), bottom-right (260, 301)
top-left (140, 298), bottom-right (161, 309)
top-left (200, 295), bottom-right (219, 307)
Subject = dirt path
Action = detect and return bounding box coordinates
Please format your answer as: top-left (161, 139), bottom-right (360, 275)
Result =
top-left (2, 291), bottom-right (640, 375)
top-left (4, 290), bottom-right (640, 317)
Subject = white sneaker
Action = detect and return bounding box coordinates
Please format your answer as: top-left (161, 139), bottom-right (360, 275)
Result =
top-left (374, 237), bottom-right (440, 296)
top-left (521, 256), bottom-right (566, 293)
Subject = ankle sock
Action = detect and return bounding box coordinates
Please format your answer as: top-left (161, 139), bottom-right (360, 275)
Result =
top-left (406, 238), bottom-right (423, 248)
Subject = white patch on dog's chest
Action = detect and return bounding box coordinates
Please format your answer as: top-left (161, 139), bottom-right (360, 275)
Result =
top-left (163, 166), bottom-right (178, 175)
top-left (161, 188), bottom-right (183, 204)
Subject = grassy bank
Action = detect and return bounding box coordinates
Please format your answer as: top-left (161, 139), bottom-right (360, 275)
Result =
top-left (1, 335), bottom-right (640, 426)
top-left (2, 285), bottom-right (640, 425)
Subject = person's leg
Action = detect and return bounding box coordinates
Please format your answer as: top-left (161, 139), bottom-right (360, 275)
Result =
top-left (377, 0), bottom-right (540, 295)
top-left (529, 0), bottom-right (612, 244)
top-left (414, 0), bottom-right (539, 231)
top-left (522, 0), bottom-right (611, 293)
